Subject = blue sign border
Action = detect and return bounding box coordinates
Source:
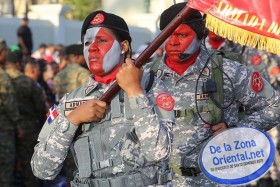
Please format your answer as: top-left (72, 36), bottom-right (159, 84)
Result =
top-left (199, 127), bottom-right (275, 185)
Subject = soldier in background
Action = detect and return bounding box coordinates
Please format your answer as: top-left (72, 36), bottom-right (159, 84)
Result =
top-left (17, 17), bottom-right (33, 56)
top-left (23, 57), bottom-right (41, 81)
top-left (0, 39), bottom-right (22, 187)
top-left (23, 57), bottom-right (48, 124)
top-left (54, 44), bottom-right (90, 100)
top-left (151, 3), bottom-right (280, 186)
top-left (241, 47), bottom-right (271, 82)
top-left (205, 31), bottom-right (271, 83)
top-left (5, 46), bottom-right (48, 187)
top-left (205, 21), bottom-right (280, 187)
top-left (251, 51), bottom-right (280, 187)
top-left (264, 53), bottom-right (280, 91)
top-left (205, 30), bottom-right (243, 53)
top-left (31, 10), bottom-right (174, 187)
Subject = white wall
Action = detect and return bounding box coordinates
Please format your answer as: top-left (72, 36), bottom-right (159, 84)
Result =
top-left (0, 4), bottom-right (154, 53)
top-left (102, 0), bottom-right (186, 42)
top-left (1, 0), bottom-right (188, 53)
top-left (0, 17), bottom-right (54, 50)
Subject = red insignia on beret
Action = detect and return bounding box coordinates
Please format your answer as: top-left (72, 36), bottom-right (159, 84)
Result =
top-left (251, 54), bottom-right (262, 66)
top-left (251, 71), bottom-right (264, 93)
top-left (156, 92), bottom-right (175, 111)
top-left (91, 13), bottom-right (105, 24)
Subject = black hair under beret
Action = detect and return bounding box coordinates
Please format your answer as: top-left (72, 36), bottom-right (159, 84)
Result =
top-left (81, 10), bottom-right (131, 44)
top-left (160, 2), bottom-right (206, 39)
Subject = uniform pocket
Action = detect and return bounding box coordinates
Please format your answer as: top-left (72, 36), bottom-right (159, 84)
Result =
top-left (73, 136), bottom-right (92, 178)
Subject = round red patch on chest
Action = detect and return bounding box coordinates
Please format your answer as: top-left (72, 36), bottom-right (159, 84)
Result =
top-left (251, 71), bottom-right (264, 93)
top-left (156, 92), bottom-right (175, 111)
top-left (251, 54), bottom-right (262, 66)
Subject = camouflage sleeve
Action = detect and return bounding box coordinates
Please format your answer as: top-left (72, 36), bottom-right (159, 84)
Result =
top-left (31, 96), bottom-right (78, 180)
top-left (0, 72), bottom-right (21, 123)
top-left (77, 70), bottom-right (91, 87)
top-left (226, 60), bottom-right (280, 131)
top-left (129, 74), bottom-right (175, 162)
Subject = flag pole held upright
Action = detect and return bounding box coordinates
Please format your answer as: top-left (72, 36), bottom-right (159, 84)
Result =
top-left (99, 4), bottom-right (195, 103)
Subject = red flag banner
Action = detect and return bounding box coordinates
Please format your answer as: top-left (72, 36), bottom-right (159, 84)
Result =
top-left (187, 0), bottom-right (280, 55)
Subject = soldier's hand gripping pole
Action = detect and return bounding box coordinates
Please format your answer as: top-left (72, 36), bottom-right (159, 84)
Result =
top-left (99, 4), bottom-right (196, 103)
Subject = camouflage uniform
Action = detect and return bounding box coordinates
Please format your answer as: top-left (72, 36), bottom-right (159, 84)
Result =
top-left (241, 46), bottom-right (270, 82)
top-left (264, 53), bottom-right (280, 91)
top-left (6, 67), bottom-right (47, 187)
top-left (205, 37), bottom-right (270, 82)
top-left (0, 67), bottom-right (21, 187)
top-left (250, 51), bottom-right (280, 187)
top-left (204, 37), bottom-right (243, 54)
top-left (151, 47), bottom-right (280, 187)
top-left (31, 73), bottom-right (175, 187)
top-left (205, 39), bottom-right (270, 83)
top-left (238, 47), bottom-right (280, 186)
top-left (53, 63), bottom-right (90, 182)
top-left (54, 63), bottom-right (90, 99)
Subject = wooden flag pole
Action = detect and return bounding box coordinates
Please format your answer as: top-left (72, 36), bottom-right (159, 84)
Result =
top-left (99, 5), bottom-right (195, 103)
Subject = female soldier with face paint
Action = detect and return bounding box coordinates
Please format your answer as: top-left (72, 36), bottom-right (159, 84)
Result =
top-left (148, 2), bottom-right (280, 187)
top-left (31, 11), bottom-right (175, 187)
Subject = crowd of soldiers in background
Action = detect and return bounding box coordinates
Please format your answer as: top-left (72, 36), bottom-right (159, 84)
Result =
top-left (204, 31), bottom-right (280, 187)
top-left (0, 38), bottom-right (91, 187)
top-left (0, 28), bottom-right (280, 187)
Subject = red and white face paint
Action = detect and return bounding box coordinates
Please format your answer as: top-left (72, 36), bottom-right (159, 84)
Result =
top-left (165, 24), bottom-right (199, 62)
top-left (83, 27), bottom-right (121, 76)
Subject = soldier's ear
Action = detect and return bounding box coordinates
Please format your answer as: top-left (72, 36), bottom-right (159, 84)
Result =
top-left (121, 40), bottom-right (129, 53)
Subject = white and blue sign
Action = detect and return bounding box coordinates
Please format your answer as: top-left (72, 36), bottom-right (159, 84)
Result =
top-left (199, 127), bottom-right (275, 186)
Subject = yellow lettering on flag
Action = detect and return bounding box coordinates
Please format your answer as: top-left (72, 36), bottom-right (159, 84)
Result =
top-left (248, 16), bottom-right (258, 27)
top-left (276, 27), bottom-right (280, 35)
top-left (221, 4), bottom-right (230, 16)
top-left (233, 10), bottom-right (243, 21)
top-left (267, 22), bottom-right (278, 33)
top-left (217, 1), bottom-right (223, 13)
top-left (259, 19), bottom-right (265, 30)
top-left (272, 23), bottom-right (278, 34)
top-left (230, 8), bottom-right (238, 19)
top-left (243, 14), bottom-right (249, 25)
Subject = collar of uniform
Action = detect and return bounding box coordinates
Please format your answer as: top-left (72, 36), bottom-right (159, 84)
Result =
top-left (84, 75), bottom-right (100, 96)
top-left (161, 48), bottom-right (209, 78)
top-left (84, 75), bottom-right (117, 96)
top-left (217, 40), bottom-right (227, 51)
top-left (161, 49), bottom-right (201, 79)
top-left (183, 47), bottom-right (211, 77)
top-left (157, 54), bottom-right (177, 77)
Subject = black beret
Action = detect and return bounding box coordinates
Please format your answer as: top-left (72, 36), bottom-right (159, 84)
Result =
top-left (65, 44), bottom-right (83, 55)
top-left (160, 2), bottom-right (205, 39)
top-left (81, 10), bottom-right (131, 44)
top-left (6, 45), bottom-right (23, 63)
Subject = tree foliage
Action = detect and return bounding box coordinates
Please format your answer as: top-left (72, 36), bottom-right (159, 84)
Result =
top-left (62, 0), bottom-right (102, 20)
